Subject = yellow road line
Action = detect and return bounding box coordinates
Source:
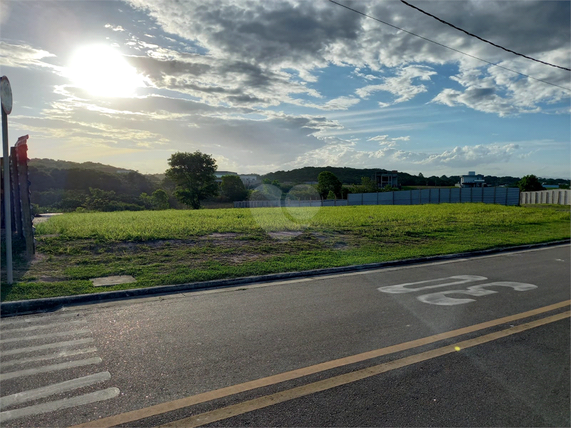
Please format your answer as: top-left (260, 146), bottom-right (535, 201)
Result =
top-left (162, 311), bottom-right (571, 428)
top-left (70, 300), bottom-right (570, 428)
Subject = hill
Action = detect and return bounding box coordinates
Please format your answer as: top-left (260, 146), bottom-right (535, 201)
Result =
top-left (27, 159), bottom-right (164, 212)
top-left (261, 166), bottom-right (461, 187)
top-left (29, 158), bottom-right (136, 174)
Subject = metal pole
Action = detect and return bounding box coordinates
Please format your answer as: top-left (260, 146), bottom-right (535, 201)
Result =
top-left (2, 108), bottom-right (13, 284)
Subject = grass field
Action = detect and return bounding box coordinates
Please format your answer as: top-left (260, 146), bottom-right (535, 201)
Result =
top-left (1, 203), bottom-right (569, 301)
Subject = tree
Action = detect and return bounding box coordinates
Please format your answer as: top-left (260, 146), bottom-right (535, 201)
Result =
top-left (518, 175), bottom-right (544, 192)
top-left (221, 175), bottom-right (248, 202)
top-left (317, 171), bottom-right (342, 199)
top-left (152, 189), bottom-right (170, 210)
top-left (360, 177), bottom-right (378, 193)
top-left (165, 151), bottom-right (218, 209)
top-left (326, 190), bottom-right (336, 200)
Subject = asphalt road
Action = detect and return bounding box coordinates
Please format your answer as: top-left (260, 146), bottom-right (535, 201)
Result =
top-left (1, 244), bottom-right (569, 427)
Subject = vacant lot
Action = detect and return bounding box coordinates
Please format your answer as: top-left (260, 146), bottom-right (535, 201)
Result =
top-left (1, 204), bottom-right (569, 301)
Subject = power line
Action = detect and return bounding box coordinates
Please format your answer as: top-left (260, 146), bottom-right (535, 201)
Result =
top-left (327, 0), bottom-right (571, 92)
top-left (400, 0), bottom-right (571, 72)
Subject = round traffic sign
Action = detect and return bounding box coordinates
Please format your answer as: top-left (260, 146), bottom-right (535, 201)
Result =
top-left (1, 76), bottom-right (13, 115)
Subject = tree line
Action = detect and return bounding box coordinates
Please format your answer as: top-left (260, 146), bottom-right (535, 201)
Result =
top-left (28, 154), bottom-right (570, 212)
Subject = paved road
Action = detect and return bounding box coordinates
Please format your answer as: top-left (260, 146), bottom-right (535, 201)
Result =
top-left (1, 245), bottom-right (569, 427)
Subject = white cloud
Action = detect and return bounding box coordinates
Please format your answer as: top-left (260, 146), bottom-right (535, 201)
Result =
top-left (123, 0), bottom-right (569, 115)
top-left (355, 65), bottom-right (437, 104)
top-left (0, 42), bottom-right (59, 71)
top-left (282, 139), bottom-right (523, 174)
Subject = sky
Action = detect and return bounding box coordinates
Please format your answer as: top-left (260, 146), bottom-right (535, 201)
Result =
top-left (0, 0), bottom-right (569, 178)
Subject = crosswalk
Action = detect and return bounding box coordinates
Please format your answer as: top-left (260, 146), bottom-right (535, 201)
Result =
top-left (0, 311), bottom-right (119, 423)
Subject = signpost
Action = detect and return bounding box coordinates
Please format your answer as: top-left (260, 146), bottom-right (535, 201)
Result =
top-left (1, 75), bottom-right (13, 284)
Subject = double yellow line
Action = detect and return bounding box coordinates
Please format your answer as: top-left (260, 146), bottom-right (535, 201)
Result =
top-left (72, 300), bottom-right (570, 428)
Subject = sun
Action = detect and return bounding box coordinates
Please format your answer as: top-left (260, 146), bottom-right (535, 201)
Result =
top-left (67, 45), bottom-right (145, 97)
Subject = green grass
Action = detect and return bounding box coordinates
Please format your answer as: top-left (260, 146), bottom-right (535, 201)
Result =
top-left (2, 204), bottom-right (569, 301)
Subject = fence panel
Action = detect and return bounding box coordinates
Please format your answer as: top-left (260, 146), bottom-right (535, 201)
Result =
top-left (520, 189), bottom-right (570, 205)
top-left (460, 188), bottom-right (471, 202)
top-left (378, 192), bottom-right (393, 205)
top-left (507, 188), bottom-right (520, 206)
top-left (471, 187), bottom-right (484, 203)
top-left (494, 187), bottom-right (507, 204)
top-left (347, 193), bottom-right (361, 205)
top-left (483, 188), bottom-right (495, 204)
top-left (449, 188), bottom-right (460, 203)
top-left (394, 190), bottom-right (412, 205)
top-left (439, 188), bottom-right (451, 203)
top-left (362, 193), bottom-right (377, 205)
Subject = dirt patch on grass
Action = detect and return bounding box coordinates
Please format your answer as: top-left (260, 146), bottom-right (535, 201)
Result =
top-left (35, 276), bottom-right (68, 282)
top-left (230, 254), bottom-right (267, 264)
top-left (268, 231), bottom-right (304, 241)
top-left (209, 233), bottom-right (239, 239)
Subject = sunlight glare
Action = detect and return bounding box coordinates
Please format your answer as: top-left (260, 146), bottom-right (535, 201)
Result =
top-left (67, 45), bottom-right (145, 97)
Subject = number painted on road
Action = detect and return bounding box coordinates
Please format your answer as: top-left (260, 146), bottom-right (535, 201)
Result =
top-left (377, 275), bottom-right (487, 294)
top-left (378, 276), bottom-right (537, 306)
top-left (417, 282), bottom-right (538, 306)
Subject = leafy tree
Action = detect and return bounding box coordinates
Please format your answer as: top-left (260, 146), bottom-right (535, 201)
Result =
top-left (360, 177), bottom-right (378, 193)
top-left (165, 151), bottom-right (218, 209)
top-left (326, 190), bottom-right (336, 200)
top-left (317, 171), bottom-right (342, 199)
top-left (287, 184), bottom-right (319, 200)
top-left (139, 192), bottom-right (154, 210)
top-left (249, 184), bottom-right (282, 201)
top-left (518, 175), bottom-right (544, 192)
top-left (221, 175), bottom-right (249, 201)
top-left (380, 185), bottom-right (398, 192)
top-left (152, 189), bottom-right (170, 210)
top-left (85, 188), bottom-right (118, 211)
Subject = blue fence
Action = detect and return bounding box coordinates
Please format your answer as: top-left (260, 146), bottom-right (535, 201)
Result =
top-left (234, 187), bottom-right (520, 208)
top-left (348, 187), bottom-right (520, 206)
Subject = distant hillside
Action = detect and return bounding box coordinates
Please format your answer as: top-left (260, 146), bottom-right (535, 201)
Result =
top-left (261, 166), bottom-right (460, 186)
top-left (27, 158), bottom-right (166, 212)
top-left (261, 166), bottom-right (569, 188)
top-left (29, 158), bottom-right (136, 174)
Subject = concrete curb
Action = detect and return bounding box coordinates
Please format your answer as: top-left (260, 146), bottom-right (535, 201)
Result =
top-left (1, 240), bottom-right (569, 317)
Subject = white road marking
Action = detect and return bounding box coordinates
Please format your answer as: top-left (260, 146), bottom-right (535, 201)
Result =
top-left (0, 387), bottom-right (120, 422)
top-left (377, 275), bottom-right (487, 294)
top-left (0, 313), bottom-right (81, 327)
top-left (1, 347), bottom-right (98, 368)
top-left (0, 357), bottom-right (102, 381)
top-left (0, 371), bottom-right (111, 408)
top-left (1, 338), bottom-right (95, 357)
top-left (418, 282), bottom-right (538, 306)
top-left (0, 320), bottom-right (87, 335)
top-left (0, 329), bottom-right (91, 344)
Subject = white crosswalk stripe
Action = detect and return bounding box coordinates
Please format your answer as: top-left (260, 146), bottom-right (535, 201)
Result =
top-left (2, 338), bottom-right (95, 356)
top-left (0, 312), bottom-right (83, 327)
top-left (0, 388), bottom-right (120, 423)
top-left (1, 347), bottom-right (98, 369)
top-left (0, 320), bottom-right (87, 335)
top-left (1, 357), bottom-right (103, 381)
top-left (0, 313), bottom-right (119, 423)
top-left (0, 372), bottom-right (112, 408)
top-left (0, 329), bottom-right (92, 344)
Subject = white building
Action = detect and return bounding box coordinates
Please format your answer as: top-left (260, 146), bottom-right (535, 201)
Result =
top-left (214, 171), bottom-right (261, 188)
top-left (239, 174), bottom-right (261, 188)
top-left (460, 171), bottom-right (485, 188)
